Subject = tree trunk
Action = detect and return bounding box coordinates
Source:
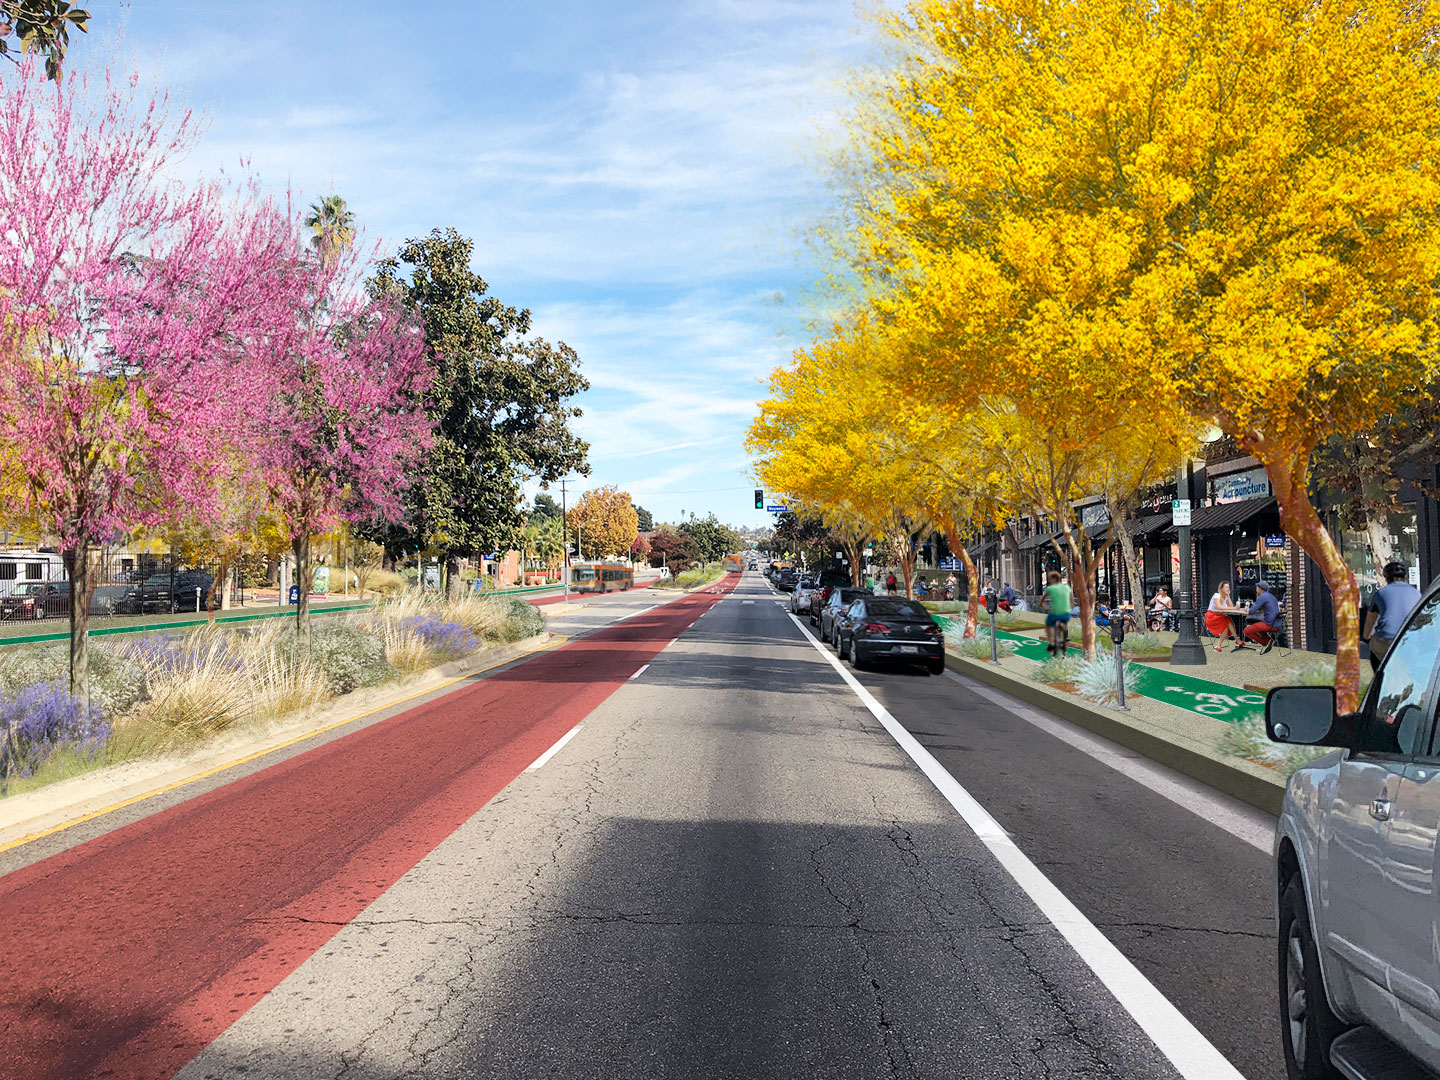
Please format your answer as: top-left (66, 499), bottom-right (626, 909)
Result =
top-left (1364, 514), bottom-right (1395, 578)
top-left (1114, 507), bottom-right (1145, 612)
top-left (1057, 530), bottom-right (1098, 659)
top-left (1268, 450), bottom-right (1362, 712)
top-left (842, 538), bottom-right (864, 587)
top-left (445, 556), bottom-right (464, 601)
top-left (895, 533), bottom-right (917, 599)
top-left (210, 554), bottom-right (234, 619)
top-left (293, 534), bottom-right (311, 649)
top-left (63, 541), bottom-right (96, 710)
top-left (955, 536), bottom-right (980, 639)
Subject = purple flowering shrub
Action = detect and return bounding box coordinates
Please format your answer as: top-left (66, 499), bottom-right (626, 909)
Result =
top-left (0, 680), bottom-right (112, 783)
top-left (119, 633), bottom-right (243, 677)
top-left (397, 615), bottom-right (479, 659)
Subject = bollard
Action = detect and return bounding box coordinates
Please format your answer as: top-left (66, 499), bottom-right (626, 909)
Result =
top-left (1110, 614), bottom-right (1128, 710)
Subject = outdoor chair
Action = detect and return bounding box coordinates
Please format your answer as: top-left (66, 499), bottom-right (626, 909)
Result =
top-left (1260, 611), bottom-right (1292, 657)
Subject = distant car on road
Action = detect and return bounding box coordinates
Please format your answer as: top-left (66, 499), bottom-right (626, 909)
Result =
top-left (775, 570), bottom-right (800, 593)
top-left (124, 571), bottom-right (214, 614)
top-left (835, 596), bottom-right (946, 675)
top-left (790, 578), bottom-right (819, 613)
top-left (1266, 579), bottom-right (1440, 1080)
top-left (818, 587), bottom-right (869, 644)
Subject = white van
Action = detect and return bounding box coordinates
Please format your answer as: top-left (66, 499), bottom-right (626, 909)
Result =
top-left (0, 550), bottom-right (66, 599)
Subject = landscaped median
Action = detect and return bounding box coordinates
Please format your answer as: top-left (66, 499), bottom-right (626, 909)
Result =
top-left (0, 592), bottom-right (549, 809)
top-left (934, 614), bottom-right (1348, 816)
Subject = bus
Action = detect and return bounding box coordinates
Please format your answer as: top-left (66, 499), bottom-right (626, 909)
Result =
top-left (723, 554), bottom-right (744, 574)
top-left (570, 562), bottom-right (634, 594)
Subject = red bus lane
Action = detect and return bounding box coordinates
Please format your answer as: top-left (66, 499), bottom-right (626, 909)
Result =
top-left (0, 577), bottom-right (737, 1080)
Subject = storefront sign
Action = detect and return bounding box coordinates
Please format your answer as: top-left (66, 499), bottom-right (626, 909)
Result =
top-left (1264, 534), bottom-right (1286, 549)
top-left (1214, 466), bottom-right (1271, 504)
top-left (1081, 503), bottom-right (1109, 529)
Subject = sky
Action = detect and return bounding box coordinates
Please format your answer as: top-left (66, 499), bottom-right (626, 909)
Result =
top-left (108, 0), bottom-right (873, 530)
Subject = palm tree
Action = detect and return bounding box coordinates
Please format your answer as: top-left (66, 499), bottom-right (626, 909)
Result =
top-left (304, 194), bottom-right (355, 268)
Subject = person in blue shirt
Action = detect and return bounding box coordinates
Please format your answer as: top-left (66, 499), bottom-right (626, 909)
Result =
top-left (1364, 562), bottom-right (1423, 672)
top-left (1241, 581), bottom-right (1281, 651)
top-left (998, 581), bottom-right (1017, 611)
top-left (1094, 591), bottom-right (1112, 628)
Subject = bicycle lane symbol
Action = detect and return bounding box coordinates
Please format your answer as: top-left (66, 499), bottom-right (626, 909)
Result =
top-left (1157, 685), bottom-right (1266, 721)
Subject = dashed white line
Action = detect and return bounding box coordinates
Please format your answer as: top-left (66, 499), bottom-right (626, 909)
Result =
top-left (525, 724), bottom-right (583, 771)
top-left (629, 663), bottom-right (650, 681)
top-left (785, 613), bottom-right (1245, 1080)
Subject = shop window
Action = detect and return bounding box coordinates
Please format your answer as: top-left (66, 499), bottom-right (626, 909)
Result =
top-left (1341, 504), bottom-right (1420, 602)
top-left (25, 562), bottom-right (42, 580)
top-left (0, 561), bottom-right (14, 581)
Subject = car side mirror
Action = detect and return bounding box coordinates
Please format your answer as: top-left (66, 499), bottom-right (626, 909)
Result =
top-left (1266, 685), bottom-right (1353, 749)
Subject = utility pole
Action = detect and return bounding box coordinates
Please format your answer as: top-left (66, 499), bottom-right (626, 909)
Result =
top-left (560, 479), bottom-right (571, 604)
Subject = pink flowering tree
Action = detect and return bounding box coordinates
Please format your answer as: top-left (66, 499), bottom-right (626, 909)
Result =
top-left (0, 61), bottom-right (296, 704)
top-left (255, 236), bottom-right (432, 647)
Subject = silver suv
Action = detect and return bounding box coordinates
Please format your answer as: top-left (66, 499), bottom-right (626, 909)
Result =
top-left (1267, 582), bottom-right (1440, 1079)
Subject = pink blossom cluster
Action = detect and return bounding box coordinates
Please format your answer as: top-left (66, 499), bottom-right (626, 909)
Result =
top-left (0, 60), bottom-right (432, 556)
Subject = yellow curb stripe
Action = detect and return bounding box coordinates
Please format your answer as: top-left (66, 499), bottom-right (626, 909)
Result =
top-left (0, 634), bottom-right (568, 857)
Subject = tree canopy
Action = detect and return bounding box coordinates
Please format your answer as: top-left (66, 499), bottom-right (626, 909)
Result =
top-left (364, 229), bottom-right (590, 573)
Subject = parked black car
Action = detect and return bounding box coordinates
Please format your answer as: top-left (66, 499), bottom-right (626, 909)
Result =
top-left (817, 587), bottom-right (869, 643)
top-left (122, 571), bottom-right (215, 614)
top-left (774, 570), bottom-right (800, 593)
top-left (835, 596), bottom-right (946, 675)
top-left (0, 581), bottom-right (68, 620)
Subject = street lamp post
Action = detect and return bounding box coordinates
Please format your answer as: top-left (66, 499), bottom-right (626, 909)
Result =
top-left (1171, 460), bottom-right (1207, 666)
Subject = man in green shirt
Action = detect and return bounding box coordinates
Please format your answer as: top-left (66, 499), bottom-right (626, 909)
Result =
top-left (1041, 571), bottom-right (1073, 657)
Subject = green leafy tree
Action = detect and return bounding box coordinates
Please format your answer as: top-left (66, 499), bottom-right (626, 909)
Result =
top-left (679, 513), bottom-right (741, 565)
top-left (1, 1), bottom-right (88, 80)
top-left (532, 492), bottom-right (563, 520)
top-left (634, 504), bottom-right (653, 532)
top-left (364, 229), bottom-right (590, 592)
top-left (650, 526), bottom-right (702, 573)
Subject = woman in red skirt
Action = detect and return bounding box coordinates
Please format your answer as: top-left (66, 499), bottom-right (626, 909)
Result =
top-left (1204, 581), bottom-right (1240, 652)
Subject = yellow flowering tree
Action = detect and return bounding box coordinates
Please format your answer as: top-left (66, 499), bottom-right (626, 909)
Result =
top-left (845, 0), bottom-right (1440, 707)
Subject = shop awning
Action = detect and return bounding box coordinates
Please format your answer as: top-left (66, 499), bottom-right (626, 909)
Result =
top-left (1106, 513), bottom-right (1172, 542)
top-left (966, 538), bottom-right (998, 558)
top-left (1016, 531), bottom-right (1059, 552)
top-left (1181, 498), bottom-right (1277, 534)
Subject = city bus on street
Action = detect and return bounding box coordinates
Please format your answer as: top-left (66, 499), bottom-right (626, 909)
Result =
top-left (723, 554), bottom-right (744, 573)
top-left (570, 562), bottom-right (634, 594)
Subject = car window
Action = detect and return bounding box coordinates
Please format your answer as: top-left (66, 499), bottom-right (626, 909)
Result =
top-left (868, 600), bottom-right (929, 619)
top-left (1359, 592), bottom-right (1440, 757)
top-left (848, 601), bottom-right (864, 618)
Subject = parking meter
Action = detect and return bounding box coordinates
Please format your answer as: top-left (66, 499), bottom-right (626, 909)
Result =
top-left (1110, 613), bottom-right (1128, 709)
top-left (984, 589), bottom-right (999, 662)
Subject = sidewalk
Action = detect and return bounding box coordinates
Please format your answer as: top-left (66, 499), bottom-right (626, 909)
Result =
top-left (935, 615), bottom-right (1346, 814)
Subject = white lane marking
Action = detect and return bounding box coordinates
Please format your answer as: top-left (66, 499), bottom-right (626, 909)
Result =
top-left (742, 600), bottom-right (754, 604)
top-left (526, 724), bottom-right (583, 771)
top-left (608, 604), bottom-right (660, 625)
top-left (943, 669), bottom-right (1273, 852)
top-left (786, 614), bottom-right (1245, 1080)
top-left (629, 663), bottom-right (650, 681)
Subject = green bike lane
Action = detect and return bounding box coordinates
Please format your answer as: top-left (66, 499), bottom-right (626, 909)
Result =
top-left (935, 618), bottom-right (1267, 726)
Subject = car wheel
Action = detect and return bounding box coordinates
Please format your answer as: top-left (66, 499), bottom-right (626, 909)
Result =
top-left (819, 621), bottom-right (829, 643)
top-left (927, 658), bottom-right (945, 676)
top-left (1279, 874), bottom-right (1345, 1079)
top-left (851, 645), bottom-right (867, 671)
top-left (837, 633), bottom-right (849, 660)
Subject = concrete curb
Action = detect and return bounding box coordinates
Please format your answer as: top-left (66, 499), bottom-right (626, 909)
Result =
top-left (944, 652), bottom-right (1287, 817)
top-left (0, 632), bottom-right (557, 851)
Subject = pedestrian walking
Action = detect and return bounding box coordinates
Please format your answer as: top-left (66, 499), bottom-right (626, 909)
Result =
top-left (1363, 562), bottom-right (1423, 672)
top-left (885, 571), bottom-right (899, 595)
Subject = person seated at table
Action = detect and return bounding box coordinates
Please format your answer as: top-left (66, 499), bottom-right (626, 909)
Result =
top-left (1149, 587), bottom-right (1172, 612)
top-left (1094, 591), bottom-right (1113, 627)
top-left (1204, 581), bottom-right (1240, 652)
top-left (1243, 581), bottom-right (1282, 652)
top-left (998, 581), bottom-right (1017, 611)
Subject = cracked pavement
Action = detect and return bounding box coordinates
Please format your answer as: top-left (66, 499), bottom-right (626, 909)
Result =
top-left (172, 572), bottom-right (1268, 1079)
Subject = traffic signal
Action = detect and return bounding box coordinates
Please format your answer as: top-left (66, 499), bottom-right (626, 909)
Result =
top-left (754, 489), bottom-right (764, 509)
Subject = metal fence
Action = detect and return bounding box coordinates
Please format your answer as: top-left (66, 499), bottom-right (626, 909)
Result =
top-left (0, 547), bottom-right (258, 625)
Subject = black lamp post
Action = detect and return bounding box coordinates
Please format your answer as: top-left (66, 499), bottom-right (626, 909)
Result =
top-left (1171, 459), bottom-right (1207, 666)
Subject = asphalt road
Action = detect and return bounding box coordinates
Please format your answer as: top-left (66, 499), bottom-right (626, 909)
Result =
top-left (0, 570), bottom-right (1281, 1079)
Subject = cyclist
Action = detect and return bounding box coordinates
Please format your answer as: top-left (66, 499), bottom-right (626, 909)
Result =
top-left (1040, 570), bottom-right (1072, 657)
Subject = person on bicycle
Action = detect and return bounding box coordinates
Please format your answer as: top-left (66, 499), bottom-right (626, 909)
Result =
top-left (1040, 571), bottom-right (1072, 657)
